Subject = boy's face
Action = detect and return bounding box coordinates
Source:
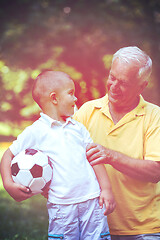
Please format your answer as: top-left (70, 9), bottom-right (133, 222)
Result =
top-left (57, 78), bottom-right (77, 120)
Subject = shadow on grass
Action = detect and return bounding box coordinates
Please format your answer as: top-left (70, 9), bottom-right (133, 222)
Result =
top-left (0, 189), bottom-right (48, 240)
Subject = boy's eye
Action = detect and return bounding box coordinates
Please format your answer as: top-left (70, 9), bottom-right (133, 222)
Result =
top-left (69, 91), bottom-right (74, 95)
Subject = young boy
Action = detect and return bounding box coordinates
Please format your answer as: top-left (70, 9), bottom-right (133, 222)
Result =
top-left (1, 71), bottom-right (115, 240)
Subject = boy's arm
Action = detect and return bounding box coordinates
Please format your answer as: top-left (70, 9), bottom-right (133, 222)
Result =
top-left (93, 164), bottom-right (116, 215)
top-left (0, 148), bottom-right (33, 202)
top-left (76, 123), bottom-right (116, 214)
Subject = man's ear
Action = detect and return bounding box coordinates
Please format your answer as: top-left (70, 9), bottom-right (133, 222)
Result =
top-left (50, 92), bottom-right (58, 104)
top-left (140, 80), bottom-right (148, 94)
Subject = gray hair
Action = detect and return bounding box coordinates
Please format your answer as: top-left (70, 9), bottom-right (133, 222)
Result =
top-left (112, 46), bottom-right (152, 81)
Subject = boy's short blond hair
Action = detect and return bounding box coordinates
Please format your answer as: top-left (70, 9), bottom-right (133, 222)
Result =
top-left (32, 71), bottom-right (71, 109)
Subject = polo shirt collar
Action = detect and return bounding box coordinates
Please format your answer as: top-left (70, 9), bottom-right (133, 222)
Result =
top-left (39, 112), bottom-right (75, 128)
top-left (132, 95), bottom-right (146, 116)
top-left (93, 94), bottom-right (109, 109)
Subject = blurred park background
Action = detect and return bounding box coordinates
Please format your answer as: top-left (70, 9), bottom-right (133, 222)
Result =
top-left (0, 0), bottom-right (160, 239)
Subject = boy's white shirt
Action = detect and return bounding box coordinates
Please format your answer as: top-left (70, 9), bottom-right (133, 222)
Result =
top-left (10, 113), bottom-right (100, 204)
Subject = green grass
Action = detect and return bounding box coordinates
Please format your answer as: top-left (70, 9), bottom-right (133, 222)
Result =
top-left (0, 143), bottom-right (48, 240)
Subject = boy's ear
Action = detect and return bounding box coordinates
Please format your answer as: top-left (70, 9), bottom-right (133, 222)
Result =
top-left (50, 92), bottom-right (58, 104)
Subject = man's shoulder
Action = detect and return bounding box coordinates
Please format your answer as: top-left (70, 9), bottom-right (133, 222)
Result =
top-left (143, 100), bottom-right (160, 127)
top-left (74, 95), bottom-right (108, 124)
top-left (144, 100), bottom-right (160, 115)
top-left (79, 95), bottom-right (108, 110)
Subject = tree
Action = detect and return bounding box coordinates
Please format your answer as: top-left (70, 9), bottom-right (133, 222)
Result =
top-left (0, 0), bottom-right (160, 139)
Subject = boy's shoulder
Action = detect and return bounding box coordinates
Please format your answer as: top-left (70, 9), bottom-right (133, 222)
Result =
top-left (19, 117), bottom-right (42, 135)
top-left (27, 118), bottom-right (41, 128)
top-left (71, 118), bottom-right (85, 128)
top-left (71, 118), bottom-right (89, 132)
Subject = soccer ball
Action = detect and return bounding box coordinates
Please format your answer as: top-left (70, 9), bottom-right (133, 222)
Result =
top-left (11, 148), bottom-right (53, 195)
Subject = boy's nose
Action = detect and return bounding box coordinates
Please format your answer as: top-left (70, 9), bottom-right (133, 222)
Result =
top-left (74, 96), bottom-right (77, 102)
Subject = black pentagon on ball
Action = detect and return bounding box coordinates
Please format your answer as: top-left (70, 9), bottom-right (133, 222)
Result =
top-left (30, 164), bottom-right (43, 178)
top-left (25, 148), bottom-right (38, 156)
top-left (11, 162), bottom-right (20, 176)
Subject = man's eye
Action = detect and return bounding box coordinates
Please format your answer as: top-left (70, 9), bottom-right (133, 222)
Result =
top-left (120, 81), bottom-right (128, 87)
top-left (109, 75), bottom-right (115, 81)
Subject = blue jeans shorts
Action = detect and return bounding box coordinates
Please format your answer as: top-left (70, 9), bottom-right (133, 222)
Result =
top-left (111, 233), bottom-right (160, 240)
top-left (47, 197), bottom-right (110, 240)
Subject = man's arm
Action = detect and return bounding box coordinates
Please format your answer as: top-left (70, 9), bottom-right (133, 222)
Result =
top-left (92, 164), bottom-right (116, 215)
top-left (0, 148), bottom-right (33, 201)
top-left (87, 143), bottom-right (160, 183)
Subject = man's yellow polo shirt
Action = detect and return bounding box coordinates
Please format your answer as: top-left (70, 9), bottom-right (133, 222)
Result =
top-left (74, 94), bottom-right (160, 235)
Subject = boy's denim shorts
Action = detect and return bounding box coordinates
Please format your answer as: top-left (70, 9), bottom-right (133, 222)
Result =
top-left (47, 197), bottom-right (110, 240)
top-left (111, 233), bottom-right (160, 240)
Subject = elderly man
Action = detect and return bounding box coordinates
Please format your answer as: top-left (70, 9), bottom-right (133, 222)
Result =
top-left (74, 46), bottom-right (160, 240)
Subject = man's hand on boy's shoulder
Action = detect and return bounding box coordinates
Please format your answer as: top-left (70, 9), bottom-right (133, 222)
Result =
top-left (5, 182), bottom-right (33, 202)
top-left (99, 189), bottom-right (116, 216)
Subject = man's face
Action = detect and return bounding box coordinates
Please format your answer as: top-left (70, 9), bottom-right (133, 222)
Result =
top-left (107, 58), bottom-right (144, 111)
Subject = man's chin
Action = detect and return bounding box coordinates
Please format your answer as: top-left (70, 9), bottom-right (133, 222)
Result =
top-left (108, 95), bottom-right (119, 103)
top-left (108, 96), bottom-right (123, 108)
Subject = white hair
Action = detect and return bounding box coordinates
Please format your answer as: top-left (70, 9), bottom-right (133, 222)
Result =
top-left (112, 46), bottom-right (152, 81)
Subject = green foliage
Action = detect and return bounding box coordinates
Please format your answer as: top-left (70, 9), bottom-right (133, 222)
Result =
top-left (0, 0), bottom-right (160, 139)
top-left (0, 189), bottom-right (48, 240)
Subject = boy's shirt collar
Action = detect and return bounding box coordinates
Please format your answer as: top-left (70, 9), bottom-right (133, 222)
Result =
top-left (39, 112), bottom-right (75, 128)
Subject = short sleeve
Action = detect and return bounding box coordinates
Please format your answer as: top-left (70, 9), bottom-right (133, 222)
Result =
top-left (144, 109), bottom-right (160, 162)
top-left (79, 123), bottom-right (93, 146)
top-left (9, 126), bottom-right (35, 156)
